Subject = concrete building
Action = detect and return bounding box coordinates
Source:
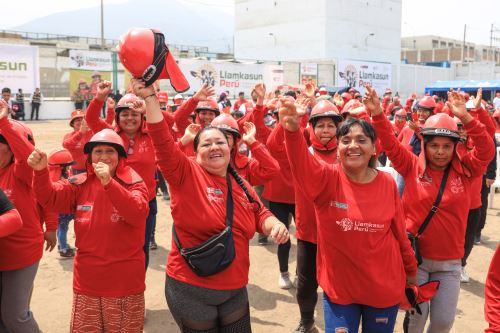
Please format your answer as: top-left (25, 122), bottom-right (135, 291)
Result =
top-left (234, 0), bottom-right (402, 64)
top-left (401, 35), bottom-right (500, 65)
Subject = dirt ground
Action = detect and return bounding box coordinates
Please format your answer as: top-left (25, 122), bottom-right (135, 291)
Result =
top-left (26, 120), bottom-right (499, 333)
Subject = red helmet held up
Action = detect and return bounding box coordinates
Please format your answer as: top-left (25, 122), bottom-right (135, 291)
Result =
top-left (48, 148), bottom-right (75, 166)
top-left (420, 113), bottom-right (460, 140)
top-left (309, 100), bottom-right (342, 124)
top-left (195, 98), bottom-right (220, 116)
top-left (157, 91), bottom-right (169, 103)
top-left (416, 96), bottom-right (436, 112)
top-left (116, 28), bottom-right (190, 92)
top-left (83, 129), bottom-right (127, 157)
top-left (211, 113), bottom-right (240, 138)
top-left (115, 93), bottom-right (145, 114)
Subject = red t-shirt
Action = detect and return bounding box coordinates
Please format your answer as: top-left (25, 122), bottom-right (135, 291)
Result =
top-left (147, 119), bottom-right (273, 290)
top-left (373, 113), bottom-right (494, 260)
top-left (33, 166), bottom-right (149, 297)
top-left (285, 129), bottom-right (417, 307)
top-left (0, 117), bottom-right (44, 270)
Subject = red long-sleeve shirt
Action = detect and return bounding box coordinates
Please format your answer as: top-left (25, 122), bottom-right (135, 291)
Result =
top-left (485, 244), bottom-right (500, 333)
top-left (147, 118), bottom-right (273, 290)
top-left (0, 209), bottom-right (22, 238)
top-left (285, 128), bottom-right (417, 307)
top-left (0, 117), bottom-right (44, 270)
top-left (86, 98), bottom-right (157, 200)
top-left (33, 165), bottom-right (149, 297)
top-left (233, 141), bottom-right (280, 186)
top-left (63, 130), bottom-right (94, 170)
top-left (372, 113), bottom-right (494, 260)
top-left (262, 123), bottom-right (295, 204)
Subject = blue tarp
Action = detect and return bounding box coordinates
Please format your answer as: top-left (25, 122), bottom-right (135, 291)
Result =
top-left (425, 80), bottom-right (500, 93)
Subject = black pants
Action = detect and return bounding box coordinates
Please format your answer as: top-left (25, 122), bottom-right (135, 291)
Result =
top-left (296, 239), bottom-right (318, 321)
top-left (269, 201), bottom-right (295, 273)
top-left (478, 176), bottom-right (489, 238)
top-left (156, 169), bottom-right (169, 196)
top-left (74, 102), bottom-right (84, 110)
top-left (462, 207), bottom-right (481, 267)
top-left (30, 103), bottom-right (40, 120)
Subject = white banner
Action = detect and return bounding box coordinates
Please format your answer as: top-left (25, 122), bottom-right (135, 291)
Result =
top-left (0, 44), bottom-right (39, 93)
top-left (178, 59), bottom-right (283, 97)
top-left (337, 59), bottom-right (391, 94)
top-left (300, 63), bottom-right (317, 76)
top-left (69, 50), bottom-right (112, 71)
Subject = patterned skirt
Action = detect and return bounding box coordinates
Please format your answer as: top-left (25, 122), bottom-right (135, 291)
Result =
top-left (70, 292), bottom-right (144, 333)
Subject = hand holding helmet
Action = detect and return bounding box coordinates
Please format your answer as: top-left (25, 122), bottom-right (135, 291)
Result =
top-left (242, 122), bottom-right (256, 145)
top-left (131, 78), bottom-right (156, 100)
top-left (28, 149), bottom-right (48, 171)
top-left (193, 83), bottom-right (215, 102)
top-left (93, 162), bottom-right (111, 186)
top-left (96, 81), bottom-right (112, 102)
top-left (363, 85), bottom-right (383, 116)
top-left (447, 89), bottom-right (473, 124)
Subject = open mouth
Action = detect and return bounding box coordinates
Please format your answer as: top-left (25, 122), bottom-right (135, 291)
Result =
top-left (209, 153), bottom-right (223, 159)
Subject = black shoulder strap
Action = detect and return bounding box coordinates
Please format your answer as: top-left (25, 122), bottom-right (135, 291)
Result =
top-left (416, 164), bottom-right (451, 237)
top-left (173, 173), bottom-right (234, 250)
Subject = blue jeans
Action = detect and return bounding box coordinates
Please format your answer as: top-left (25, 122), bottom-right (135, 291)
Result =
top-left (323, 293), bottom-right (399, 333)
top-left (396, 173), bottom-right (405, 198)
top-left (57, 214), bottom-right (74, 251)
top-left (144, 198), bottom-right (157, 270)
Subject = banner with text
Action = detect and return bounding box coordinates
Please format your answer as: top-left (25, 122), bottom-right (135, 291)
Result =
top-left (300, 63), bottom-right (318, 86)
top-left (178, 59), bottom-right (284, 97)
top-left (337, 59), bottom-right (391, 94)
top-left (69, 50), bottom-right (112, 100)
top-left (0, 44), bottom-right (39, 93)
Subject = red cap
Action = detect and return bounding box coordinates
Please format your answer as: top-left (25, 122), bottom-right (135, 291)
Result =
top-left (416, 96), bottom-right (436, 112)
top-left (48, 148), bottom-right (75, 166)
top-left (83, 129), bottom-right (127, 157)
top-left (117, 28), bottom-right (190, 92)
top-left (395, 108), bottom-right (406, 117)
top-left (342, 99), bottom-right (362, 113)
top-left (115, 93), bottom-right (145, 114)
top-left (0, 119), bottom-right (35, 145)
top-left (211, 113), bottom-right (240, 138)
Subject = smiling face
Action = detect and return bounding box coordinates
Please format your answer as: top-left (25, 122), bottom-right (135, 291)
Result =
top-left (417, 108), bottom-right (432, 124)
top-left (91, 144), bottom-right (119, 177)
top-left (118, 109), bottom-right (142, 135)
top-left (424, 136), bottom-right (455, 170)
top-left (314, 117), bottom-right (337, 145)
top-left (195, 128), bottom-right (230, 176)
top-left (0, 142), bottom-right (13, 169)
top-left (198, 110), bottom-right (217, 127)
top-left (337, 124), bottom-right (375, 171)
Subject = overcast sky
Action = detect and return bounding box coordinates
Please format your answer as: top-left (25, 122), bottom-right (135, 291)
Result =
top-left (0, 0), bottom-right (498, 46)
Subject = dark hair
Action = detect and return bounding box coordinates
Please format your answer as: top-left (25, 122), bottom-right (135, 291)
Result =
top-left (1, 87), bottom-right (11, 94)
top-left (231, 111), bottom-right (244, 120)
top-left (336, 118), bottom-right (377, 168)
top-left (238, 92), bottom-right (244, 96)
top-left (193, 127), bottom-right (228, 152)
top-left (284, 91), bottom-right (297, 99)
top-left (310, 116), bottom-right (340, 129)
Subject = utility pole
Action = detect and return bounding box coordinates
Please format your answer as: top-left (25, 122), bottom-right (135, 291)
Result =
top-left (100, 0), bottom-right (105, 49)
top-left (462, 24), bottom-right (467, 63)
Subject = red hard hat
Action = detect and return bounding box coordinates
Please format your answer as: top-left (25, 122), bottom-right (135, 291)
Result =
top-left (0, 119), bottom-right (35, 145)
top-left (211, 113), bottom-right (240, 138)
top-left (420, 113), bottom-right (460, 140)
top-left (70, 109), bottom-right (85, 127)
top-left (342, 99), bottom-right (362, 114)
top-left (48, 148), bottom-right (75, 166)
top-left (83, 129), bottom-right (127, 157)
top-left (116, 28), bottom-right (190, 92)
top-left (341, 92), bottom-right (351, 101)
top-left (395, 108), bottom-right (406, 117)
top-left (157, 91), bottom-right (169, 103)
top-left (195, 98), bottom-right (220, 116)
top-left (115, 93), bottom-right (145, 114)
top-left (309, 100), bottom-right (342, 124)
top-left (416, 96), bottom-right (436, 112)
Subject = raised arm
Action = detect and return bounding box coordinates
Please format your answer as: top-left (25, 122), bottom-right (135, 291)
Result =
top-left (174, 84), bottom-right (214, 134)
top-left (104, 97), bottom-right (116, 126)
top-left (131, 79), bottom-right (193, 187)
top-left (85, 81), bottom-right (113, 133)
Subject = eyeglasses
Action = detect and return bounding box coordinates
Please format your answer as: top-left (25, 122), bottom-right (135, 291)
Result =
top-left (128, 138), bottom-right (135, 155)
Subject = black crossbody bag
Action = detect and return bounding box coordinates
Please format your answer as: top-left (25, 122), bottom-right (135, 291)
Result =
top-left (172, 173), bottom-right (236, 277)
top-left (407, 164), bottom-right (451, 266)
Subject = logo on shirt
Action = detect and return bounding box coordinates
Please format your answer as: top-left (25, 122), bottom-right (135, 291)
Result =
top-left (450, 176), bottom-right (464, 194)
top-left (76, 205), bottom-right (92, 211)
top-left (110, 206), bottom-right (124, 223)
top-left (331, 201), bottom-right (348, 209)
top-left (206, 187), bottom-right (224, 203)
top-left (336, 217), bottom-right (385, 233)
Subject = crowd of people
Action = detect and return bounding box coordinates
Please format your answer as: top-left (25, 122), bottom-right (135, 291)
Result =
top-left (1, 28), bottom-right (500, 333)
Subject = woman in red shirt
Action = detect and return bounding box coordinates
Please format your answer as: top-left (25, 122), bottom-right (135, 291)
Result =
top-left (132, 78), bottom-right (289, 333)
top-left (0, 188), bottom-right (22, 237)
top-left (485, 244), bottom-right (500, 333)
top-left (63, 110), bottom-right (94, 175)
top-left (367, 87), bottom-right (494, 333)
top-left (28, 129), bottom-right (149, 333)
top-left (280, 96), bottom-right (417, 333)
top-left (0, 101), bottom-right (45, 333)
